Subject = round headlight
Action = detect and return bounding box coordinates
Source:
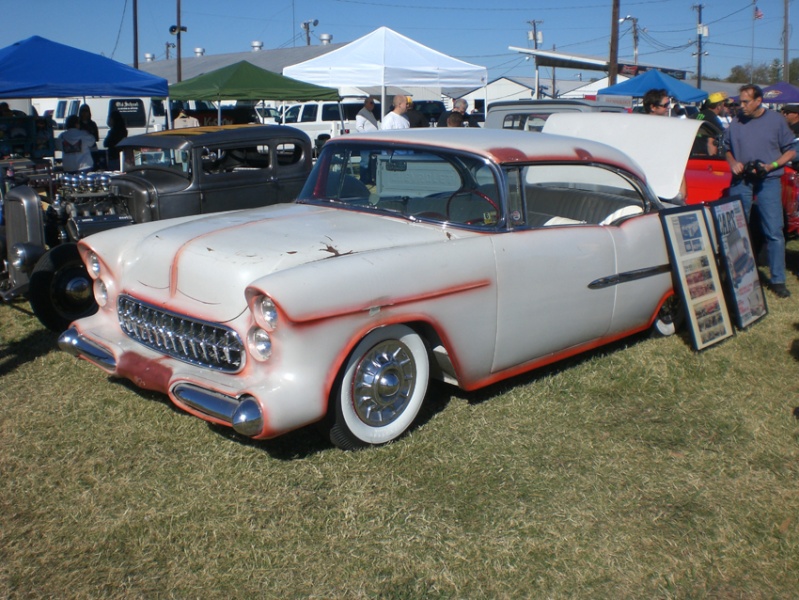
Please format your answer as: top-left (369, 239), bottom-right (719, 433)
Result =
top-left (249, 328), bottom-right (272, 361)
top-left (258, 296), bottom-right (278, 330)
top-left (94, 279), bottom-right (108, 307)
top-left (88, 252), bottom-right (101, 278)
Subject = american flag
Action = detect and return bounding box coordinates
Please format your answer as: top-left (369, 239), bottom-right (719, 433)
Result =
top-left (754, 5), bottom-right (764, 19)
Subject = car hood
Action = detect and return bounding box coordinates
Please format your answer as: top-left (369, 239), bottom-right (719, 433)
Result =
top-left (94, 203), bottom-right (468, 321)
top-left (542, 112), bottom-right (702, 201)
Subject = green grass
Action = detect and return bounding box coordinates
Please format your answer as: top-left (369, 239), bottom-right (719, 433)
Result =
top-left (3, 250), bottom-right (799, 599)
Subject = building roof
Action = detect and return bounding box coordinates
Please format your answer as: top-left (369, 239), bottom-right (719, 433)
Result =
top-left (137, 43), bottom-right (347, 84)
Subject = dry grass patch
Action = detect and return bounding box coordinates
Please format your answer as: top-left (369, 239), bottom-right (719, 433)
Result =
top-left (3, 244), bottom-right (799, 598)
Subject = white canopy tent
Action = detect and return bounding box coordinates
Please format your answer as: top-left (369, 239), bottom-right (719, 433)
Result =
top-left (283, 27), bottom-right (488, 121)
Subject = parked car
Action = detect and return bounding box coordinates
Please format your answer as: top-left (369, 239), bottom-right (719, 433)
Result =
top-left (59, 119), bottom-right (697, 449)
top-left (280, 99), bottom-right (381, 154)
top-left (485, 99), bottom-right (625, 131)
top-left (0, 124), bottom-right (312, 331)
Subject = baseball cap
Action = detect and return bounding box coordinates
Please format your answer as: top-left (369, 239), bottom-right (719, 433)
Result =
top-left (708, 91), bottom-right (728, 104)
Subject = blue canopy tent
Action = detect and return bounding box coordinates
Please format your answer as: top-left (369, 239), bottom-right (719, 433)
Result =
top-left (0, 36), bottom-right (168, 98)
top-left (597, 70), bottom-right (708, 103)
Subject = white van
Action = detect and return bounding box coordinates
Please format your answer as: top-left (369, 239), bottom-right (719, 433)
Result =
top-left (32, 97), bottom-right (168, 139)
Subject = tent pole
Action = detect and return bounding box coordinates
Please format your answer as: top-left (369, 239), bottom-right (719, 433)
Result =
top-left (381, 88), bottom-right (386, 129)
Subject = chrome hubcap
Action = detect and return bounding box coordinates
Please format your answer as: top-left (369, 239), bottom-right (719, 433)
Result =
top-left (352, 340), bottom-right (416, 427)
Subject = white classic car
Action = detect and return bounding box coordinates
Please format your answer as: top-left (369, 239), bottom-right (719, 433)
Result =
top-left (59, 118), bottom-right (693, 449)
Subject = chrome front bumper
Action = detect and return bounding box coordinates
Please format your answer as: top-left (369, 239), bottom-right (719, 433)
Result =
top-left (58, 328), bottom-right (264, 437)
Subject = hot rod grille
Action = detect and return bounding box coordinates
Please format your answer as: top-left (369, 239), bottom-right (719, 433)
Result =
top-left (117, 295), bottom-right (244, 372)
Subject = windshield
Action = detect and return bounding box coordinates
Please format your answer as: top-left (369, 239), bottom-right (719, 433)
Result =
top-left (121, 146), bottom-right (192, 177)
top-left (297, 143), bottom-right (502, 229)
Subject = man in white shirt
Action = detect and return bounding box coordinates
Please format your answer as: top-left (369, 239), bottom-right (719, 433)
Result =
top-left (55, 115), bottom-right (96, 172)
top-left (355, 98), bottom-right (378, 132)
top-left (381, 95), bottom-right (410, 130)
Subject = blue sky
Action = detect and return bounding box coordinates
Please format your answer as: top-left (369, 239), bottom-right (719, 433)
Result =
top-left (1, 0), bottom-right (793, 83)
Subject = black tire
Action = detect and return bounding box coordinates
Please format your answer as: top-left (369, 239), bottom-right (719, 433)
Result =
top-left (29, 244), bottom-right (97, 332)
top-left (329, 325), bottom-right (429, 450)
top-left (651, 294), bottom-right (684, 337)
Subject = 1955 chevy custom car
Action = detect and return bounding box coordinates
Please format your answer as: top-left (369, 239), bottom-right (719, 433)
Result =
top-left (59, 118), bottom-right (695, 449)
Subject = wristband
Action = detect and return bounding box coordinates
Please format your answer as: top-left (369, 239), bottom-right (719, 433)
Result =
top-left (772, 161), bottom-right (779, 169)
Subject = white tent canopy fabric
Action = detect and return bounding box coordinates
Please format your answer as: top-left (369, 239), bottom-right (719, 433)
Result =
top-left (283, 27), bottom-right (487, 117)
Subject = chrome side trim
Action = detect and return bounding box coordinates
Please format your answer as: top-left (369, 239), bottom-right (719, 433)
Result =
top-left (588, 263), bottom-right (672, 290)
top-left (58, 328), bottom-right (117, 370)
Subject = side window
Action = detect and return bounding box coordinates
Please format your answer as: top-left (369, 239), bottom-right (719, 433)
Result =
top-left (322, 104), bottom-right (342, 121)
top-left (55, 101), bottom-right (67, 119)
top-left (276, 141), bottom-right (304, 167)
top-left (300, 104), bottom-right (318, 123)
top-left (203, 146), bottom-right (270, 175)
top-left (283, 105), bottom-right (301, 124)
top-left (520, 164), bottom-right (644, 227)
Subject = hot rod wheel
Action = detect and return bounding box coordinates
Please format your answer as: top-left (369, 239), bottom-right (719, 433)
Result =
top-left (29, 243), bottom-right (97, 332)
top-left (329, 324), bottom-right (430, 449)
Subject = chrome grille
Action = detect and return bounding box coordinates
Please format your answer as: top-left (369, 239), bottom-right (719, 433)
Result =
top-left (117, 295), bottom-right (244, 372)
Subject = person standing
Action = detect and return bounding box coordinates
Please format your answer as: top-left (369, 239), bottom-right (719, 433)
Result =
top-left (104, 110), bottom-right (128, 170)
top-left (437, 98), bottom-right (476, 127)
top-left (694, 91), bottom-right (727, 134)
top-left (355, 97), bottom-right (378, 133)
top-left (782, 104), bottom-right (799, 138)
top-left (55, 115), bottom-right (96, 173)
top-left (642, 89), bottom-right (670, 115)
top-left (723, 84), bottom-right (796, 298)
top-left (77, 104), bottom-right (99, 144)
top-left (404, 97), bottom-right (429, 128)
top-left (381, 95), bottom-right (410, 130)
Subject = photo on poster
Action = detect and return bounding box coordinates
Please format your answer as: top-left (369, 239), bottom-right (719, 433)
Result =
top-left (660, 205), bottom-right (734, 350)
top-left (707, 197), bottom-right (767, 329)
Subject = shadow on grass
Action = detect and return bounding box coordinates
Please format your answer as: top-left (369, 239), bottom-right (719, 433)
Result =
top-left (0, 325), bottom-right (59, 378)
top-left (99, 327), bottom-right (691, 460)
top-left (446, 328), bottom-right (685, 406)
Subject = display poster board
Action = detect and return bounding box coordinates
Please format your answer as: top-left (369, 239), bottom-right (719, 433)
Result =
top-left (660, 205), bottom-right (734, 350)
top-left (707, 197), bottom-right (767, 329)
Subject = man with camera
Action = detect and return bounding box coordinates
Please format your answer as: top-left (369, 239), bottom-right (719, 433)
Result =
top-left (723, 84), bottom-right (796, 298)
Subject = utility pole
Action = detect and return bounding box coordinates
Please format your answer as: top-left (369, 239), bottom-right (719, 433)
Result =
top-left (619, 16), bottom-right (639, 64)
top-left (693, 4), bottom-right (705, 89)
top-left (133, 0), bottom-right (138, 69)
top-left (528, 20), bottom-right (543, 99)
top-left (608, 0), bottom-right (620, 85)
top-left (783, 0), bottom-right (790, 82)
top-left (176, 0), bottom-right (183, 82)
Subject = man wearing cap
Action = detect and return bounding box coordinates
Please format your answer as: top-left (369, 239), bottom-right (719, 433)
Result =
top-left (782, 104), bottom-right (799, 138)
top-left (695, 91), bottom-right (727, 134)
top-left (722, 84), bottom-right (797, 298)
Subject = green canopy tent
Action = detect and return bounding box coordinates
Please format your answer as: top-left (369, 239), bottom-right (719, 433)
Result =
top-left (167, 60), bottom-right (340, 125)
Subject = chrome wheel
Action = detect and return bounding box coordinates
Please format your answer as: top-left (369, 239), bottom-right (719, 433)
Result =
top-left (330, 325), bottom-right (429, 449)
top-left (352, 339), bottom-right (417, 426)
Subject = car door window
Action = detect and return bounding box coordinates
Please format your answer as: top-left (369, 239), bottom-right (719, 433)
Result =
top-left (283, 105), bottom-right (301, 123)
top-left (300, 105), bottom-right (318, 123)
top-left (520, 164), bottom-right (644, 227)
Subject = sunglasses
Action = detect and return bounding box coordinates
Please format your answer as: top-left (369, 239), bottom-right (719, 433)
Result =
top-left (657, 101), bottom-right (671, 108)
